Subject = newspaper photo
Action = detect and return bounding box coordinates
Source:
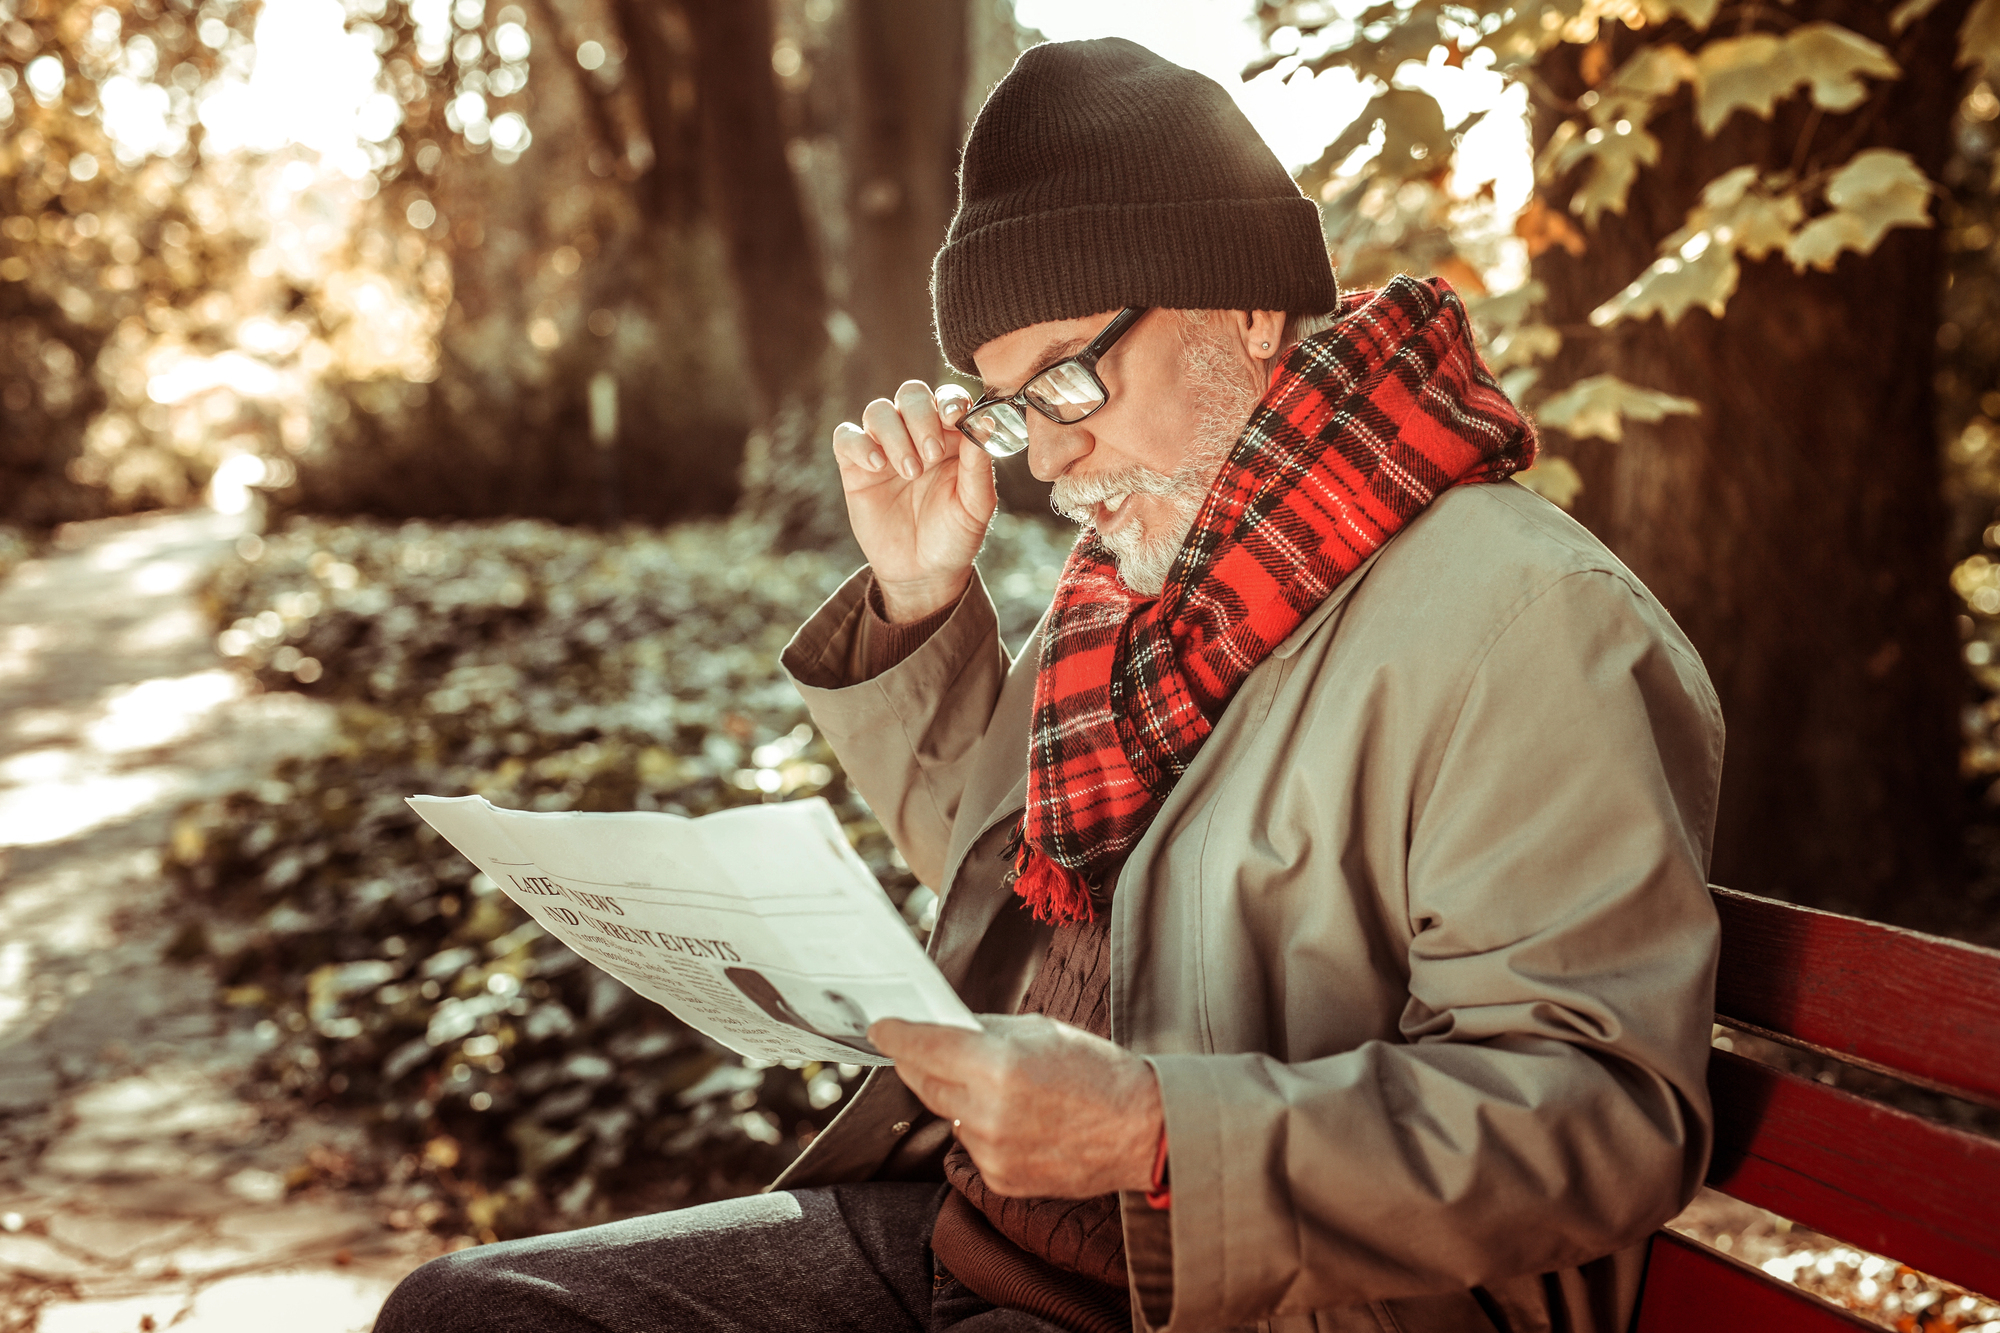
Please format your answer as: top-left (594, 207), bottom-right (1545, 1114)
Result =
top-left (407, 794), bottom-right (979, 1066)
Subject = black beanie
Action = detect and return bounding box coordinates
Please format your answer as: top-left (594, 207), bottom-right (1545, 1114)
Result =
top-left (932, 37), bottom-right (1338, 374)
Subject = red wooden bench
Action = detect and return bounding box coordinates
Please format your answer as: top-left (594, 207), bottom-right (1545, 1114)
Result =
top-left (1634, 887), bottom-right (2000, 1329)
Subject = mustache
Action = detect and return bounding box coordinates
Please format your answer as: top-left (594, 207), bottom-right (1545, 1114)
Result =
top-left (1049, 464), bottom-right (1179, 523)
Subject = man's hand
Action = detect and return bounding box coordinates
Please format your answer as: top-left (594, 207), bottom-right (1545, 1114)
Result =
top-left (869, 1013), bottom-right (1163, 1199)
top-left (832, 381), bottom-right (996, 623)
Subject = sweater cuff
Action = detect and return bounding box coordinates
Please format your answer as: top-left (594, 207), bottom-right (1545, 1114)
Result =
top-left (861, 576), bottom-right (961, 677)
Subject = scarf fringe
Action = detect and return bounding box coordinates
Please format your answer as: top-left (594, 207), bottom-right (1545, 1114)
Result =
top-left (1011, 845), bottom-right (1097, 925)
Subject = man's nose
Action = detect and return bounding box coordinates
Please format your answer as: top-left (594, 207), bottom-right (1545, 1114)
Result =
top-left (1027, 418), bottom-right (1090, 483)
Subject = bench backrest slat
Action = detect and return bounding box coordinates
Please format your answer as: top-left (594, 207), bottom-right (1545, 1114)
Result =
top-left (1705, 1048), bottom-right (2000, 1299)
top-left (1635, 1231), bottom-right (1881, 1332)
top-left (1640, 890), bottom-right (2000, 1324)
top-left (1712, 887), bottom-right (2000, 1110)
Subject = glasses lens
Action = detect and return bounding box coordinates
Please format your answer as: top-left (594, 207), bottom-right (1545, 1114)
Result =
top-left (961, 401), bottom-right (1029, 457)
top-left (1024, 361), bottom-right (1104, 422)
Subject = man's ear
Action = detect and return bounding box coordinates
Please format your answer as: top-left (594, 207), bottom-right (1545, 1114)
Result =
top-left (1245, 310), bottom-right (1286, 365)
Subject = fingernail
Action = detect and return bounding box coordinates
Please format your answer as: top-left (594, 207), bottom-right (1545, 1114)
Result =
top-left (922, 437), bottom-right (942, 463)
top-left (900, 458), bottom-right (918, 480)
top-left (867, 450), bottom-right (885, 471)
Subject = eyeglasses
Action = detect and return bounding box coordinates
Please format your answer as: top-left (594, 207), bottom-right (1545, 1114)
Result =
top-left (957, 307), bottom-right (1146, 458)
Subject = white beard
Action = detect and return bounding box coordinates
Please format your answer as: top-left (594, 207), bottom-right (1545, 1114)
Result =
top-left (1050, 321), bottom-right (1265, 597)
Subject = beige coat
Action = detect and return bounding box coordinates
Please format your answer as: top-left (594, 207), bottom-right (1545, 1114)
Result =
top-left (777, 481), bottom-right (1725, 1333)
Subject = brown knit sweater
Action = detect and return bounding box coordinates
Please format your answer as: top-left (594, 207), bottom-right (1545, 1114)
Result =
top-left (933, 917), bottom-right (1131, 1333)
top-left (860, 584), bottom-right (1131, 1332)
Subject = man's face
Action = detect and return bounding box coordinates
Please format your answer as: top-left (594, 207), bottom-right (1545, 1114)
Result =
top-left (972, 309), bottom-right (1267, 596)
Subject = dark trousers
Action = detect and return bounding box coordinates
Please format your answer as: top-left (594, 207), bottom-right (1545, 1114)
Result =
top-left (374, 1183), bottom-right (1070, 1333)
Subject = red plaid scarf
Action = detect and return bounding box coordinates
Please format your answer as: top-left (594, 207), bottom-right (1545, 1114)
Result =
top-left (1011, 276), bottom-right (1537, 924)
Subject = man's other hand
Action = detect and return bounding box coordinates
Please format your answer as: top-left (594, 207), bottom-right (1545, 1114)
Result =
top-left (831, 382), bottom-right (995, 623)
top-left (869, 1013), bottom-right (1163, 1199)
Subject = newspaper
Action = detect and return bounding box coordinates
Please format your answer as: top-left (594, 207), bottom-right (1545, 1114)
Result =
top-left (407, 794), bottom-right (978, 1066)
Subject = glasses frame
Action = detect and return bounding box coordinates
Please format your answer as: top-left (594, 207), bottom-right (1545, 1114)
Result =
top-left (958, 306), bottom-right (1148, 458)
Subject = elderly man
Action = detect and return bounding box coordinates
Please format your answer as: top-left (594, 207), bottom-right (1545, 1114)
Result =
top-left (377, 36), bottom-right (1722, 1333)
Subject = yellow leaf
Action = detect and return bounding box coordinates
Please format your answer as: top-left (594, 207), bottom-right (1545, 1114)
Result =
top-left (1662, 166), bottom-right (1805, 261)
top-left (1515, 197), bottom-right (1588, 256)
top-left (1693, 33), bottom-right (1793, 135)
top-left (1500, 366), bottom-right (1541, 402)
top-left (1487, 322), bottom-right (1564, 371)
top-left (1637, 0), bottom-right (1722, 30)
top-left (1786, 22), bottom-right (1899, 113)
top-left (1963, 0), bottom-right (2000, 74)
top-left (1468, 280), bottom-right (1548, 332)
top-left (1691, 24), bottom-right (1896, 135)
top-left (1784, 148), bottom-right (1934, 269)
top-left (1490, 0), bottom-right (1593, 63)
top-left (1553, 119), bottom-right (1662, 226)
top-left (1535, 119), bottom-right (1581, 181)
top-left (1723, 196), bottom-right (1804, 258)
top-left (1824, 146), bottom-right (1931, 210)
top-left (1514, 456), bottom-right (1585, 508)
top-left (1591, 44), bottom-right (1698, 130)
top-left (1589, 232), bottom-right (1740, 326)
top-left (1582, 41), bottom-right (1614, 86)
top-left (1300, 87), bottom-right (1451, 190)
top-left (1373, 87), bottom-right (1452, 176)
top-left (1432, 254), bottom-right (1490, 296)
top-left (1697, 164), bottom-right (1761, 208)
top-left (1536, 374), bottom-right (1701, 443)
top-left (1785, 212), bottom-right (1876, 268)
top-left (1604, 43), bottom-right (1700, 101)
top-left (1890, 0), bottom-right (1947, 32)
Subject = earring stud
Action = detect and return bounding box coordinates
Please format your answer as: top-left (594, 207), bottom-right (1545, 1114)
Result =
top-left (1260, 341), bottom-right (1270, 350)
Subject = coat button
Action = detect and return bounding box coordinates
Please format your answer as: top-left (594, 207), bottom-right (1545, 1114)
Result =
top-left (890, 1120), bottom-right (912, 1135)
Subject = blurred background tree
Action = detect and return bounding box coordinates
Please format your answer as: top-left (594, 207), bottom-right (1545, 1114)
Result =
top-left (0, 0), bottom-right (262, 524)
top-left (1251, 0), bottom-right (2000, 928)
top-left (0, 0), bottom-right (1039, 536)
top-left (287, 0), bottom-right (1043, 539)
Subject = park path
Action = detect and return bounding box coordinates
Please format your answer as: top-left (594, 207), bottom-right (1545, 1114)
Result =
top-left (0, 508), bottom-right (438, 1333)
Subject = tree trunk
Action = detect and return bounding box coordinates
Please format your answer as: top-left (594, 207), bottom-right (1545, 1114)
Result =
top-left (1531, 5), bottom-right (1971, 925)
top-left (672, 0), bottom-right (830, 405)
top-left (621, 0), bottom-right (850, 547)
top-left (835, 0), bottom-right (966, 405)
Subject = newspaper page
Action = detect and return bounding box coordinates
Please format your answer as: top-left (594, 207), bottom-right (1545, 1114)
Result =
top-left (407, 794), bottom-right (978, 1066)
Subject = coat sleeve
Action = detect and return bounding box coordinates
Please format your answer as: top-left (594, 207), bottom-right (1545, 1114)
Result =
top-left (782, 567), bottom-right (1013, 889)
top-left (1144, 569), bottom-right (1725, 1329)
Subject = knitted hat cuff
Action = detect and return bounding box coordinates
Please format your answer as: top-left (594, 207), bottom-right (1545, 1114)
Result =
top-left (934, 195), bottom-right (1336, 374)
